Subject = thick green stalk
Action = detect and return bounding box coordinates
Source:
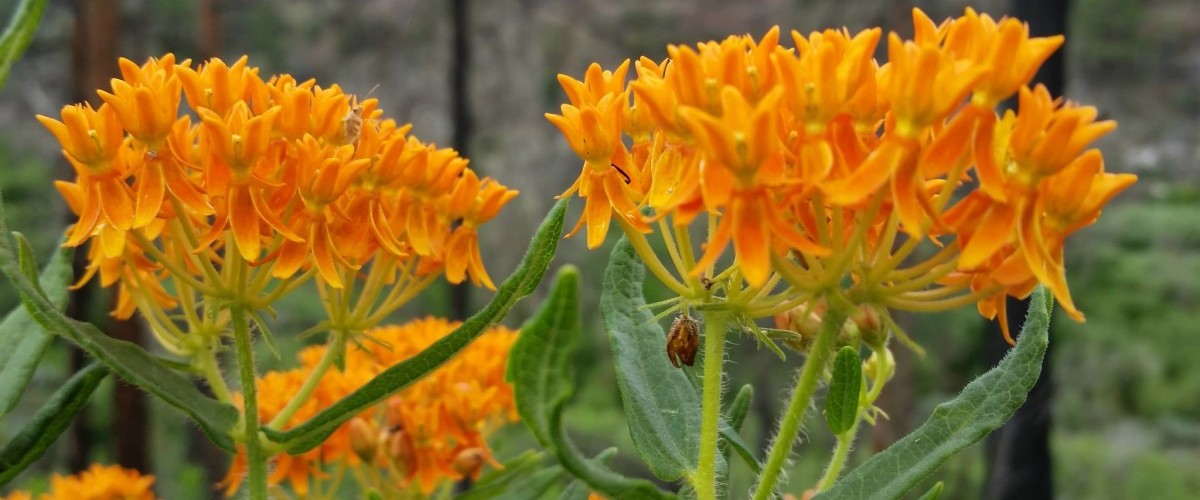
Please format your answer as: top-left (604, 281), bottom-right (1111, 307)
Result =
top-left (232, 306), bottom-right (268, 500)
top-left (694, 310), bottom-right (730, 500)
top-left (752, 304), bottom-right (849, 500)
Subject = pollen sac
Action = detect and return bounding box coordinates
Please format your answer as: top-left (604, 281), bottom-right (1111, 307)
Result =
top-left (667, 314), bottom-right (700, 368)
top-left (451, 448), bottom-right (487, 477)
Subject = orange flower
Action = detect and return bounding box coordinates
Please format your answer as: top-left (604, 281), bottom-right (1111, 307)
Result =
top-left (3, 463), bottom-right (158, 500)
top-left (549, 8), bottom-right (1135, 338)
top-left (225, 318), bottom-right (518, 496)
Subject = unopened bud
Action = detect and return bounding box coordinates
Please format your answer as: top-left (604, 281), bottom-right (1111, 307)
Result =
top-left (853, 304), bottom-right (887, 348)
top-left (348, 418), bottom-right (378, 462)
top-left (666, 314), bottom-right (700, 368)
top-left (385, 427), bottom-right (416, 474)
top-left (451, 447), bottom-right (487, 478)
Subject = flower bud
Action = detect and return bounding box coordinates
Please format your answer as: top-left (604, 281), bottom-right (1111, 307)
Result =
top-left (666, 314), bottom-right (699, 368)
top-left (451, 447), bottom-right (487, 478)
top-left (348, 417), bottom-right (378, 462)
top-left (384, 426), bottom-right (416, 475)
top-left (853, 304), bottom-right (887, 348)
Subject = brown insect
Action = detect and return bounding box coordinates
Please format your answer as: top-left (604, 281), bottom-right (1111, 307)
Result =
top-left (342, 85), bottom-right (379, 146)
top-left (666, 313), bottom-right (700, 368)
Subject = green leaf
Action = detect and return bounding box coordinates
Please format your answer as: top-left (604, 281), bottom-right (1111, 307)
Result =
top-left (825, 346), bottom-right (862, 435)
top-left (599, 237), bottom-right (702, 481)
top-left (489, 465), bottom-right (565, 500)
top-left (509, 266), bottom-right (673, 500)
top-left (816, 287), bottom-right (1053, 500)
top-left (0, 363), bottom-right (108, 486)
top-left (0, 238), bottom-right (71, 417)
top-left (0, 191), bottom-right (240, 451)
top-left (458, 451), bottom-right (554, 500)
top-left (916, 481), bottom-right (944, 500)
top-left (0, 0), bottom-right (48, 89)
top-left (720, 384), bottom-right (761, 475)
top-left (558, 448), bottom-right (618, 500)
top-left (269, 199), bottom-right (568, 452)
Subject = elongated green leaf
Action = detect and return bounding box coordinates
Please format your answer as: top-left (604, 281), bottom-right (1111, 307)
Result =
top-left (509, 267), bottom-right (673, 500)
top-left (816, 287), bottom-right (1053, 500)
top-left (917, 481), bottom-right (944, 500)
top-left (0, 0), bottom-right (48, 89)
top-left (720, 384), bottom-right (761, 475)
top-left (0, 192), bottom-right (239, 451)
top-left (558, 448), bottom-right (618, 500)
top-left (490, 465), bottom-right (565, 500)
top-left (458, 451), bottom-right (554, 500)
top-left (825, 346), bottom-right (862, 435)
top-left (0, 363), bottom-right (108, 486)
top-left (599, 237), bottom-right (701, 481)
top-left (0, 238), bottom-right (71, 416)
top-left (270, 199), bottom-right (568, 452)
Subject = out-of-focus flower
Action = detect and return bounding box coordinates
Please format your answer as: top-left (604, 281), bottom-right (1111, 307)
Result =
top-left (2, 464), bottom-right (157, 500)
top-left (223, 317), bottom-right (518, 496)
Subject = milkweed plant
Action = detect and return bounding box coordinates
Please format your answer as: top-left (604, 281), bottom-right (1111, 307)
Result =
top-left (0, 3), bottom-right (1135, 499)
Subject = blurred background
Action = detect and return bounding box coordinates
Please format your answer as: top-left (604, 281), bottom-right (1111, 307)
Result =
top-left (0, 0), bottom-right (1197, 498)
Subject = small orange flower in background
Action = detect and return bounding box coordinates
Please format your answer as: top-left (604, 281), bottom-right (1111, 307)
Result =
top-left (37, 54), bottom-right (518, 353)
top-left (2, 464), bottom-right (157, 500)
top-left (222, 317), bottom-right (518, 496)
top-left (547, 7), bottom-right (1136, 340)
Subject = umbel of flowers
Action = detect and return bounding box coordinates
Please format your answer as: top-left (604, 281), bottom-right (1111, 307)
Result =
top-left (35, 54), bottom-right (518, 498)
top-left (547, 7), bottom-right (1136, 500)
top-left (2, 464), bottom-right (157, 500)
top-left (222, 318), bottom-right (518, 498)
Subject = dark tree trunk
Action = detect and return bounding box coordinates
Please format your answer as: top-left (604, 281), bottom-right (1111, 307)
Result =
top-left (198, 0), bottom-right (222, 60)
top-left (448, 0), bottom-right (473, 320)
top-left (982, 6), bottom-right (1069, 499)
top-left (66, 0), bottom-right (123, 474)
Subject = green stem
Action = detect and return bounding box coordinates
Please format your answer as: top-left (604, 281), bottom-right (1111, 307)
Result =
top-left (817, 419), bottom-right (861, 491)
top-left (752, 303), bottom-right (849, 500)
top-left (198, 346), bottom-right (233, 404)
top-left (268, 329), bottom-right (345, 429)
top-left (232, 306), bottom-right (268, 500)
top-left (694, 310), bottom-right (730, 500)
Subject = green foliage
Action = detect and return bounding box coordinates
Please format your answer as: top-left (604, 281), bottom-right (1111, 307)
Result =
top-left (509, 266), bottom-right (673, 500)
top-left (0, 238), bottom-right (69, 417)
top-left (459, 451), bottom-right (546, 499)
top-left (0, 0), bottom-right (48, 89)
top-left (916, 481), bottom-right (944, 500)
top-left (600, 237), bottom-right (702, 481)
top-left (817, 287), bottom-right (1053, 500)
top-left (0, 363), bottom-right (108, 486)
top-left (0, 193), bottom-right (241, 451)
top-left (268, 198), bottom-right (568, 453)
top-left (824, 347), bottom-right (862, 435)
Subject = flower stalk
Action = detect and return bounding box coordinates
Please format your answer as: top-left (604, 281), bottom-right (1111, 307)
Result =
top-left (753, 301), bottom-right (849, 500)
top-left (694, 310), bottom-right (730, 500)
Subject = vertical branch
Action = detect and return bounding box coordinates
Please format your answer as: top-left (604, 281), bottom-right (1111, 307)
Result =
top-left (448, 0), bottom-right (473, 320)
top-left (198, 0), bottom-right (222, 59)
top-left (67, 0), bottom-right (124, 474)
top-left (982, 5), bottom-right (1068, 499)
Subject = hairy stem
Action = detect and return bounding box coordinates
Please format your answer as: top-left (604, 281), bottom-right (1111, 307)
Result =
top-left (694, 310), bottom-right (730, 500)
top-left (752, 303), bottom-right (849, 500)
top-left (232, 306), bottom-right (268, 500)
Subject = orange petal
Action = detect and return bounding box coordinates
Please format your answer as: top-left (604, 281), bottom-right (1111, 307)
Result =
top-left (228, 186), bottom-right (262, 261)
top-left (96, 178), bottom-right (135, 231)
top-left (583, 179), bottom-right (613, 249)
top-left (731, 195), bottom-right (772, 286)
top-left (958, 202), bottom-right (1018, 270)
top-left (134, 160), bottom-right (166, 228)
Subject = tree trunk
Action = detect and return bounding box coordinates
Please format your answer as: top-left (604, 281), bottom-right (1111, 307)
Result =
top-left (448, 0), bottom-right (473, 320)
top-left (70, 0), bottom-right (150, 474)
top-left (981, 8), bottom-right (1070, 498)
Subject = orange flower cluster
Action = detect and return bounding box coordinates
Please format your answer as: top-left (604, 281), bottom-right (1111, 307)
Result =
top-left (1, 464), bottom-right (157, 500)
top-left (38, 54), bottom-right (516, 320)
top-left (223, 318), bottom-right (518, 496)
top-left (547, 8), bottom-right (1135, 335)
